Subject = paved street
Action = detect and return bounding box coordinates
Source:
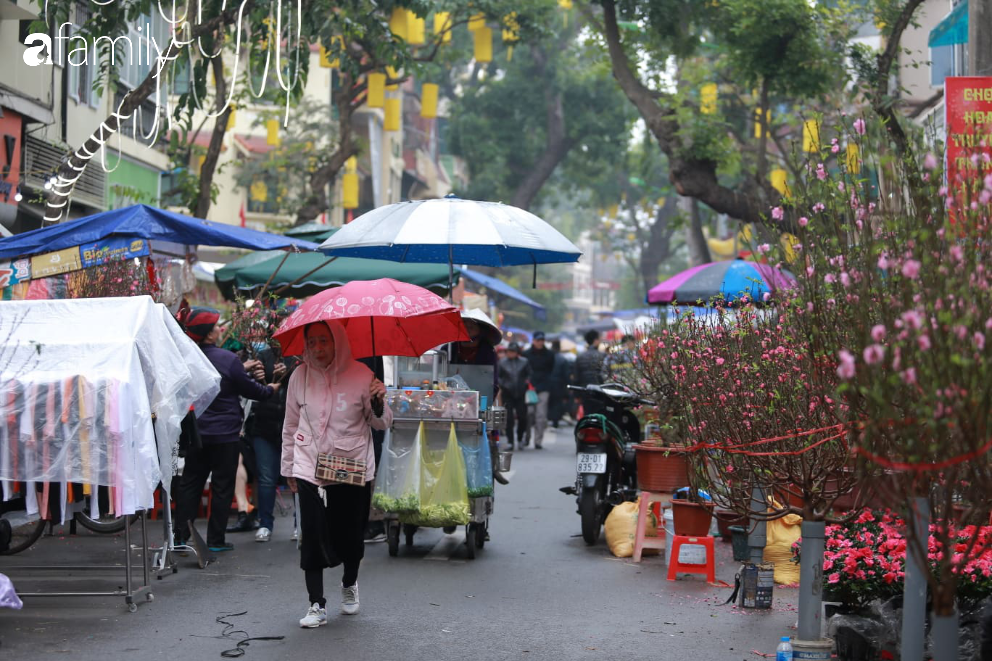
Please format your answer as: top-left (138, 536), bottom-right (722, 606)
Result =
top-left (1, 427), bottom-right (799, 660)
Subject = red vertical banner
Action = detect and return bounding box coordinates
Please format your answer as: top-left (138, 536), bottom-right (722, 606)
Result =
top-left (0, 109), bottom-right (23, 207)
top-left (944, 77), bottom-right (992, 202)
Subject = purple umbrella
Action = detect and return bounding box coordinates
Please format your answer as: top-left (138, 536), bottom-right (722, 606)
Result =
top-left (647, 259), bottom-right (796, 305)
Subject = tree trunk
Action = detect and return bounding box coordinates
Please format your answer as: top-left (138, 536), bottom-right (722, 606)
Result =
top-left (44, 5), bottom-right (252, 223)
top-left (969, 0), bottom-right (992, 76)
top-left (509, 45), bottom-right (575, 211)
top-left (638, 200), bottom-right (678, 293)
top-left (682, 197), bottom-right (711, 266)
top-left (193, 52), bottom-right (232, 220)
top-left (598, 0), bottom-right (776, 231)
top-left (295, 71), bottom-right (359, 225)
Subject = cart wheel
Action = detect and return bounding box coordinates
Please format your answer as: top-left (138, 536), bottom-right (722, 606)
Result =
top-left (127, 602), bottom-right (138, 613)
top-left (387, 522), bottom-right (400, 557)
top-left (465, 526), bottom-right (477, 560)
top-left (403, 524), bottom-right (416, 547)
top-left (475, 523), bottom-right (486, 550)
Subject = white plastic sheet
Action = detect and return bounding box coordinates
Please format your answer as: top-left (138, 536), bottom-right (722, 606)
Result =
top-left (0, 296), bottom-right (220, 513)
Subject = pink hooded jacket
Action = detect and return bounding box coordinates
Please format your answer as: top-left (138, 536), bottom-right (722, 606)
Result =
top-left (281, 320), bottom-right (392, 485)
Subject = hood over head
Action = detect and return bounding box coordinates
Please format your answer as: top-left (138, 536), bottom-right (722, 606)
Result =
top-left (301, 319), bottom-right (354, 376)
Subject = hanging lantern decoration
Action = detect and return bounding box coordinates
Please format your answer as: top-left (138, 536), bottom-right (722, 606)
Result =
top-left (846, 143), bottom-right (861, 174)
top-left (502, 13), bottom-right (519, 61)
top-left (226, 105), bottom-right (236, 130)
top-left (319, 36), bottom-right (343, 68)
top-left (342, 172), bottom-right (359, 209)
top-left (754, 108), bottom-right (770, 139)
top-left (770, 168), bottom-right (790, 197)
top-left (780, 233), bottom-right (800, 264)
top-left (385, 66), bottom-right (400, 92)
top-left (434, 12), bottom-right (452, 43)
top-left (558, 0), bottom-right (573, 8)
top-left (266, 118), bottom-right (280, 146)
top-left (385, 97), bottom-right (402, 131)
top-left (473, 26), bottom-right (493, 63)
top-left (700, 83), bottom-right (718, 115)
top-left (367, 72), bottom-right (386, 108)
top-left (802, 119), bottom-right (821, 152)
top-left (421, 83), bottom-right (439, 119)
top-left (407, 11), bottom-right (426, 46)
top-left (389, 7), bottom-right (409, 40)
top-left (250, 180), bottom-right (268, 203)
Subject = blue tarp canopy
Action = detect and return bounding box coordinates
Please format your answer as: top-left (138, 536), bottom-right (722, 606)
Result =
top-left (0, 204), bottom-right (318, 259)
top-left (929, 2), bottom-right (968, 48)
top-left (460, 267), bottom-right (547, 321)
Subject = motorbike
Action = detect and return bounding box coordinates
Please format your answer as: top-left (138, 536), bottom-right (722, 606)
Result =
top-left (560, 382), bottom-right (652, 545)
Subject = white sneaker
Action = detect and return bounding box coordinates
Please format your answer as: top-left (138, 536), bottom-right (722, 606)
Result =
top-left (299, 602), bottom-right (327, 628)
top-left (255, 527), bottom-right (271, 542)
top-left (341, 584), bottom-right (360, 615)
top-left (291, 528), bottom-right (299, 541)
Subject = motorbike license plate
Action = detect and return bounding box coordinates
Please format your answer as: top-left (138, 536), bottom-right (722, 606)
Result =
top-left (576, 453), bottom-right (607, 474)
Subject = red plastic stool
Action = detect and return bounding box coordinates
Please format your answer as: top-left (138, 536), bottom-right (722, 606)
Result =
top-left (633, 491), bottom-right (668, 563)
top-left (666, 535), bottom-right (716, 583)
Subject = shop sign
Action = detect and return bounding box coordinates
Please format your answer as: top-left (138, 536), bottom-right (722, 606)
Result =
top-left (31, 247), bottom-right (82, 279)
top-left (0, 258), bottom-right (30, 287)
top-left (944, 77), bottom-right (992, 191)
top-left (79, 237), bottom-right (149, 268)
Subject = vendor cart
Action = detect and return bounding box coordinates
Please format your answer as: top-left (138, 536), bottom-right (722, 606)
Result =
top-left (376, 351), bottom-right (506, 560)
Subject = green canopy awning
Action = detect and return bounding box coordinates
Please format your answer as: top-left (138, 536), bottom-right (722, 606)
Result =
top-left (213, 251), bottom-right (460, 300)
top-left (283, 222), bottom-right (339, 243)
top-left (929, 2), bottom-right (968, 48)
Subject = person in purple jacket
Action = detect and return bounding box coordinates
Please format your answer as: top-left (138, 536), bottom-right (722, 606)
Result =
top-left (175, 307), bottom-right (283, 552)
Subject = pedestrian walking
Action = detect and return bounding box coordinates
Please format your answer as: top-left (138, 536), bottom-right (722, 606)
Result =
top-left (574, 329), bottom-right (606, 415)
top-left (602, 334), bottom-right (637, 383)
top-left (174, 308), bottom-right (280, 553)
top-left (281, 320), bottom-right (391, 627)
top-left (548, 338), bottom-right (572, 428)
top-left (498, 341), bottom-right (531, 450)
top-left (523, 331), bottom-right (555, 448)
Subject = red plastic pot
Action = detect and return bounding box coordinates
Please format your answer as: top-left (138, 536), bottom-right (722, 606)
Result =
top-left (671, 500), bottom-right (715, 536)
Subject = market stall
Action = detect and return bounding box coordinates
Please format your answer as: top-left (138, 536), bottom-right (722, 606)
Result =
top-left (0, 296), bottom-right (220, 609)
top-left (375, 349), bottom-right (506, 559)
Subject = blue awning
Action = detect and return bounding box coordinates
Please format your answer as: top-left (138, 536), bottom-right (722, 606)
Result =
top-left (460, 267), bottom-right (547, 321)
top-left (929, 2), bottom-right (968, 48)
top-left (0, 204), bottom-right (318, 259)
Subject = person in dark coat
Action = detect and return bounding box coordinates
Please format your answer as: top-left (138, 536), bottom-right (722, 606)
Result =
top-left (548, 339), bottom-right (572, 428)
top-left (499, 342), bottom-right (532, 450)
top-left (574, 329), bottom-right (606, 415)
top-left (174, 307), bottom-right (281, 552)
top-left (522, 332), bottom-right (555, 448)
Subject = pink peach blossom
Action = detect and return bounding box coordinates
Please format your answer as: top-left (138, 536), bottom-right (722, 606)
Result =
top-left (837, 349), bottom-right (856, 380)
top-left (871, 325), bottom-right (886, 342)
top-left (902, 260), bottom-right (921, 279)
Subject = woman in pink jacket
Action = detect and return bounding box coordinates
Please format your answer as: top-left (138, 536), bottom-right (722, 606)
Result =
top-left (281, 320), bottom-right (391, 627)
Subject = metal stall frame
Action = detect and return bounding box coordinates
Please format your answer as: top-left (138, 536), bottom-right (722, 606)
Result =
top-left (7, 510), bottom-right (154, 612)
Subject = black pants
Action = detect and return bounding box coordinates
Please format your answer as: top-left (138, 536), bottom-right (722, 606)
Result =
top-left (298, 479), bottom-right (372, 606)
top-left (175, 440), bottom-right (240, 547)
top-left (504, 394), bottom-right (528, 445)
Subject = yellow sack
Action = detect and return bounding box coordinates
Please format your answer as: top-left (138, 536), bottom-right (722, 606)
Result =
top-left (605, 497), bottom-right (659, 558)
top-left (764, 512), bottom-right (803, 584)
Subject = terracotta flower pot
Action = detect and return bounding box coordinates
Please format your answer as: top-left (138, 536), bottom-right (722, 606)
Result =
top-left (634, 445), bottom-right (690, 493)
top-left (715, 509), bottom-right (747, 541)
top-left (671, 500), bottom-right (715, 536)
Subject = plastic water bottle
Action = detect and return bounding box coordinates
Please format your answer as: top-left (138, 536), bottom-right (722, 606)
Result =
top-left (776, 636), bottom-right (793, 661)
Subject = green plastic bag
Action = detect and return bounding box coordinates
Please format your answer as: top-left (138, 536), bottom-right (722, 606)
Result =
top-left (372, 422), bottom-right (422, 514)
top-left (400, 423), bottom-right (470, 527)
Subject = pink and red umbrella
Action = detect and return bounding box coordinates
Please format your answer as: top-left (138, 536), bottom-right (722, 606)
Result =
top-left (273, 278), bottom-right (468, 358)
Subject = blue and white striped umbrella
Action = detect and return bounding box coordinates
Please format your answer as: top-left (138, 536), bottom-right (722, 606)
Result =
top-left (318, 196), bottom-right (581, 267)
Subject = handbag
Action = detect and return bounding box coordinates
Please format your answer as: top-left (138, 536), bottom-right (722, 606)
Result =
top-left (525, 388), bottom-right (539, 405)
top-left (315, 452), bottom-right (367, 486)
